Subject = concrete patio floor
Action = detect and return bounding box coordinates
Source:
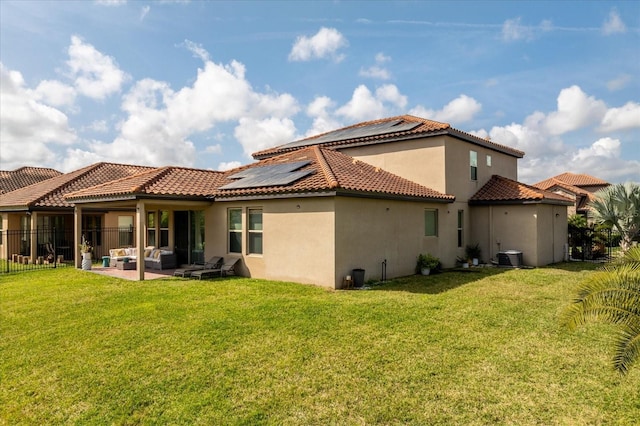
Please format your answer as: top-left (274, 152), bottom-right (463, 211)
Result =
top-left (87, 265), bottom-right (178, 281)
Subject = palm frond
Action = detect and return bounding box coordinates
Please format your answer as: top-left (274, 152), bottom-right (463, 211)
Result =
top-left (613, 324), bottom-right (640, 375)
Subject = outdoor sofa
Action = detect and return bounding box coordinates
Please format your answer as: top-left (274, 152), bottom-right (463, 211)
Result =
top-left (108, 247), bottom-right (177, 270)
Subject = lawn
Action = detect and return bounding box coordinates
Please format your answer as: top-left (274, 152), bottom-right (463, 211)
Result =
top-left (1, 264), bottom-right (638, 424)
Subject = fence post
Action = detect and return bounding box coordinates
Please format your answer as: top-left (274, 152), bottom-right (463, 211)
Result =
top-left (53, 227), bottom-right (57, 269)
top-left (4, 230), bottom-right (8, 273)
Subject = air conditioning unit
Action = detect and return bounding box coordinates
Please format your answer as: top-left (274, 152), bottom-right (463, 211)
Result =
top-left (498, 250), bottom-right (523, 267)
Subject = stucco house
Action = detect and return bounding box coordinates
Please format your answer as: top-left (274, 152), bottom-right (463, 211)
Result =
top-left (533, 172), bottom-right (610, 220)
top-left (60, 115), bottom-right (571, 288)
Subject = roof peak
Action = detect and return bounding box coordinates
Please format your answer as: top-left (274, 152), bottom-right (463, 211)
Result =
top-left (252, 114), bottom-right (523, 160)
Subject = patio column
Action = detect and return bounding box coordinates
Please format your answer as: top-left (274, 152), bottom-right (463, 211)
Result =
top-left (29, 211), bottom-right (38, 263)
top-left (136, 200), bottom-right (146, 281)
top-left (74, 205), bottom-right (82, 268)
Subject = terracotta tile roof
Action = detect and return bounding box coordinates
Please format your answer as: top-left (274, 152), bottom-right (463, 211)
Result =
top-left (214, 146), bottom-right (455, 202)
top-left (470, 175), bottom-right (573, 205)
top-left (0, 163), bottom-right (154, 210)
top-left (66, 166), bottom-right (225, 201)
top-left (533, 178), bottom-right (590, 196)
top-left (252, 115), bottom-right (525, 160)
top-left (535, 172), bottom-right (609, 189)
top-left (0, 166), bottom-right (61, 194)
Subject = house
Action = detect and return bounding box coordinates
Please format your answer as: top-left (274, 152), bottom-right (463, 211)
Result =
top-left (0, 166), bottom-right (61, 194)
top-left (533, 173), bottom-right (609, 220)
top-left (0, 162), bottom-right (153, 262)
top-left (61, 115), bottom-right (571, 288)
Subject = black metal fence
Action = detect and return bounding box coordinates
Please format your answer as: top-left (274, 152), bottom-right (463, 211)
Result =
top-left (568, 226), bottom-right (618, 262)
top-left (1, 226), bottom-right (136, 274)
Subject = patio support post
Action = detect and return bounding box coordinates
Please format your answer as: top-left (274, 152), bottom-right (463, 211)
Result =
top-left (29, 211), bottom-right (38, 263)
top-left (136, 200), bottom-right (146, 281)
top-left (74, 206), bottom-right (82, 268)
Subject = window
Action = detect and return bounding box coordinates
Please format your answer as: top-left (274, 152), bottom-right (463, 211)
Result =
top-left (470, 151), bottom-right (478, 181)
top-left (248, 208), bottom-right (263, 254)
top-left (118, 216), bottom-right (134, 247)
top-left (160, 210), bottom-right (169, 247)
top-left (486, 154), bottom-right (492, 167)
top-left (457, 210), bottom-right (464, 248)
top-left (82, 215), bottom-right (102, 247)
top-left (424, 209), bottom-right (438, 237)
top-left (228, 208), bottom-right (242, 253)
top-left (147, 212), bottom-right (156, 247)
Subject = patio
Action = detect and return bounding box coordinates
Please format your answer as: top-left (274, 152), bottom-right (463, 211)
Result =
top-left (88, 265), bottom-right (178, 281)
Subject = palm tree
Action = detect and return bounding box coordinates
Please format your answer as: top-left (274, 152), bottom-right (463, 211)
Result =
top-left (562, 247), bottom-right (640, 375)
top-left (589, 182), bottom-right (640, 252)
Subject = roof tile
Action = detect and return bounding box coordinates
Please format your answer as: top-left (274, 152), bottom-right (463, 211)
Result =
top-left (214, 146), bottom-right (455, 202)
top-left (0, 163), bottom-right (154, 209)
top-left (470, 175), bottom-right (573, 205)
top-left (0, 166), bottom-right (61, 194)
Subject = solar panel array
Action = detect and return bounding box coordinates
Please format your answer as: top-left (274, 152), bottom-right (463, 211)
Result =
top-left (277, 120), bottom-right (421, 150)
top-left (220, 161), bottom-right (313, 190)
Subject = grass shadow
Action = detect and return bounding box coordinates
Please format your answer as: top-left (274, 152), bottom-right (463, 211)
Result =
top-left (370, 266), bottom-right (510, 295)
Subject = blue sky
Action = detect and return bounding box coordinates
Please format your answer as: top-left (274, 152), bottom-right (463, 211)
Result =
top-left (1, 0), bottom-right (638, 184)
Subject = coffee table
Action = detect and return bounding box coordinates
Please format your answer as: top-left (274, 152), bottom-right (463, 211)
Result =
top-left (116, 260), bottom-right (136, 270)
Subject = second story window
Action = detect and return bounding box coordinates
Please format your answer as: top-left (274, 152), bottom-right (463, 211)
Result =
top-left (470, 151), bottom-right (478, 181)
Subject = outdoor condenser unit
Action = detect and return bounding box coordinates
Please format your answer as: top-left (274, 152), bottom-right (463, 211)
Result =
top-left (498, 250), bottom-right (523, 267)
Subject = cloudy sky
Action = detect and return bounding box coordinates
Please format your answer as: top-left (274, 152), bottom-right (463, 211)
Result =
top-left (1, 0), bottom-right (638, 184)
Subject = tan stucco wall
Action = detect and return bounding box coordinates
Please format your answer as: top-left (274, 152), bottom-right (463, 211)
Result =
top-left (334, 197), bottom-right (455, 285)
top-left (443, 137), bottom-right (518, 202)
top-left (470, 204), bottom-right (568, 267)
top-left (340, 135), bottom-right (519, 200)
top-left (206, 197), bottom-right (337, 288)
top-left (340, 137), bottom-right (447, 193)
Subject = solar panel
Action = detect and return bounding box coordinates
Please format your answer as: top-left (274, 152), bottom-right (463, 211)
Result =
top-left (220, 161), bottom-right (312, 190)
top-left (278, 120), bottom-right (421, 150)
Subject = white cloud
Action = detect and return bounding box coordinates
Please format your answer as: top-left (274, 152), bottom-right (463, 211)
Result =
top-left (62, 49), bottom-right (301, 168)
top-left (331, 84), bottom-right (409, 123)
top-left (204, 144), bottom-right (222, 154)
top-left (602, 9), bottom-right (626, 35)
top-left (305, 96), bottom-right (341, 137)
top-left (184, 39), bottom-right (210, 62)
top-left (502, 17), bottom-right (533, 42)
top-left (375, 52), bottom-right (391, 63)
top-left (234, 117), bottom-right (297, 157)
top-left (140, 5), bottom-right (150, 21)
top-left (359, 66), bottom-right (391, 80)
top-left (67, 35), bottom-right (129, 100)
top-left (0, 63), bottom-right (76, 170)
top-left (83, 120), bottom-right (109, 133)
top-left (599, 102), bottom-right (640, 132)
top-left (543, 85), bottom-right (607, 135)
top-left (218, 161), bottom-right (242, 171)
top-left (607, 74), bottom-right (631, 91)
top-left (573, 137), bottom-right (620, 161)
top-left (288, 27), bottom-right (348, 62)
top-left (94, 0), bottom-right (127, 5)
top-left (33, 79), bottom-right (76, 107)
top-left (410, 94), bottom-right (481, 124)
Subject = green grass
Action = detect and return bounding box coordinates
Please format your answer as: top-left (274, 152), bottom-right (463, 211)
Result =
top-left (1, 264), bottom-right (639, 425)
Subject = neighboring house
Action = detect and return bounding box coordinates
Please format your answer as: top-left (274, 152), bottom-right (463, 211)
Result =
top-left (0, 162), bottom-right (154, 262)
top-left (0, 166), bottom-right (61, 194)
top-left (62, 115), bottom-right (571, 288)
top-left (533, 173), bottom-right (610, 220)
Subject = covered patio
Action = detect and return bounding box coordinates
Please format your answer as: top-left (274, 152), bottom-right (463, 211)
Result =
top-left (87, 264), bottom-right (178, 281)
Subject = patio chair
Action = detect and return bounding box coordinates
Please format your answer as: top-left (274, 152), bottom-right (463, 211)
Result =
top-left (190, 257), bottom-right (240, 280)
top-left (174, 256), bottom-right (223, 278)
